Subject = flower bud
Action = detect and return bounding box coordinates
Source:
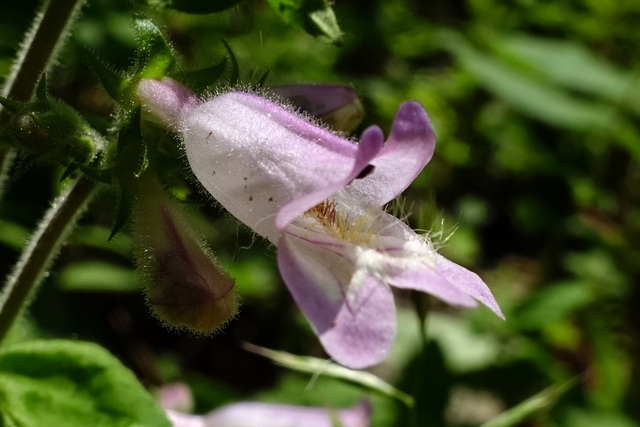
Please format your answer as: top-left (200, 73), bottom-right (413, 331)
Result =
top-left (137, 77), bottom-right (199, 130)
top-left (131, 173), bottom-right (237, 333)
top-left (5, 99), bottom-right (96, 164)
top-left (271, 84), bottom-right (363, 133)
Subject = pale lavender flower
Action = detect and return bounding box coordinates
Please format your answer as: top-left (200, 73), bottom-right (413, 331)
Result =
top-left (165, 401), bottom-right (371, 427)
top-left (138, 78), bottom-right (504, 369)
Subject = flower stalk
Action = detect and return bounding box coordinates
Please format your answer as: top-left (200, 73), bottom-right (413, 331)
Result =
top-left (0, 175), bottom-right (98, 344)
top-left (0, 0), bottom-right (88, 342)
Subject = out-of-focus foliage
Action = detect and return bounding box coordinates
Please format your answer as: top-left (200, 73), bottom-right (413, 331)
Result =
top-left (1, 0), bottom-right (639, 426)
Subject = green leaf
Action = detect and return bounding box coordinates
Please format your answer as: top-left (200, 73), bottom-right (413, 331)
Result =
top-left (4, 87), bottom-right (97, 164)
top-left (83, 50), bottom-right (126, 102)
top-left (0, 95), bottom-right (24, 114)
top-left (440, 31), bottom-right (640, 163)
top-left (60, 162), bottom-right (79, 182)
top-left (57, 261), bottom-right (140, 292)
top-left (498, 35), bottom-right (640, 115)
top-left (561, 408), bottom-right (640, 427)
top-left (266, 0), bottom-right (342, 44)
top-left (588, 317), bottom-right (632, 410)
top-left (35, 75), bottom-right (48, 101)
top-left (224, 256), bottom-right (278, 299)
top-left (0, 340), bottom-right (171, 426)
top-left (222, 40), bottom-right (239, 86)
top-left (110, 184), bottom-right (134, 241)
top-left (110, 108), bottom-right (146, 240)
top-left (243, 343), bottom-right (414, 407)
top-left (134, 19), bottom-right (175, 79)
top-left (171, 57), bottom-right (228, 92)
top-left (257, 69), bottom-right (271, 87)
top-left (480, 378), bottom-right (577, 427)
top-left (116, 108), bottom-right (148, 178)
top-left (426, 312), bottom-right (501, 373)
top-left (68, 225), bottom-right (134, 258)
top-left (0, 220), bottom-right (30, 251)
top-left (76, 163), bottom-right (114, 184)
top-left (515, 281), bottom-right (596, 330)
top-left (441, 32), bottom-right (612, 130)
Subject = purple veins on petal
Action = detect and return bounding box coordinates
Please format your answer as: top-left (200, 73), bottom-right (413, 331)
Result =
top-left (130, 173), bottom-right (237, 334)
top-left (278, 230), bottom-right (396, 369)
top-left (274, 124), bottom-right (384, 231)
top-left (277, 201), bottom-right (504, 367)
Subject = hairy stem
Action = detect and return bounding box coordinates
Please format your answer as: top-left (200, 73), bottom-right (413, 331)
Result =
top-left (0, 176), bottom-right (98, 344)
top-left (2, 0), bottom-right (83, 104)
top-left (0, 0), bottom-right (84, 196)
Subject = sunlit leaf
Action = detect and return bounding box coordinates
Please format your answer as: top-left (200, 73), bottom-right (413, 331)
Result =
top-left (441, 31), bottom-right (640, 163)
top-left (442, 32), bottom-right (611, 130)
top-left (265, 0), bottom-right (342, 44)
top-left (499, 35), bottom-right (640, 115)
top-left (83, 49), bottom-right (126, 102)
top-left (0, 340), bottom-right (171, 426)
top-left (172, 57), bottom-right (227, 92)
top-left (134, 19), bottom-right (175, 79)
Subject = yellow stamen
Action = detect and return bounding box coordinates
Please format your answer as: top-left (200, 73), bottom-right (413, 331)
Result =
top-left (305, 200), bottom-right (379, 246)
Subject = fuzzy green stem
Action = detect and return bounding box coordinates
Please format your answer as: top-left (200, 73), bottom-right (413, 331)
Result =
top-left (0, 176), bottom-right (98, 344)
top-left (1, 0), bottom-right (83, 105)
top-left (0, 0), bottom-right (84, 196)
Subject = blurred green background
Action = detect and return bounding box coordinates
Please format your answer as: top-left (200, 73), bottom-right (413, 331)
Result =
top-left (1, 0), bottom-right (639, 426)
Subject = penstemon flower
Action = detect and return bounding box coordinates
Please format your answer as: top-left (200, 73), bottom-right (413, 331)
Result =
top-left (138, 78), bottom-right (504, 369)
top-left (165, 401), bottom-right (371, 427)
top-left (157, 383), bottom-right (371, 427)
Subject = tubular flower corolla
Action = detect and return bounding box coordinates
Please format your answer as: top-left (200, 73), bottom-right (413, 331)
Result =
top-left (138, 78), bottom-right (504, 369)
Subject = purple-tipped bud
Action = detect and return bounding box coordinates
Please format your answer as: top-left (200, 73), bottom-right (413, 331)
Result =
top-left (271, 84), bottom-right (363, 132)
top-left (138, 78), bottom-right (199, 130)
top-left (131, 174), bottom-right (237, 333)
